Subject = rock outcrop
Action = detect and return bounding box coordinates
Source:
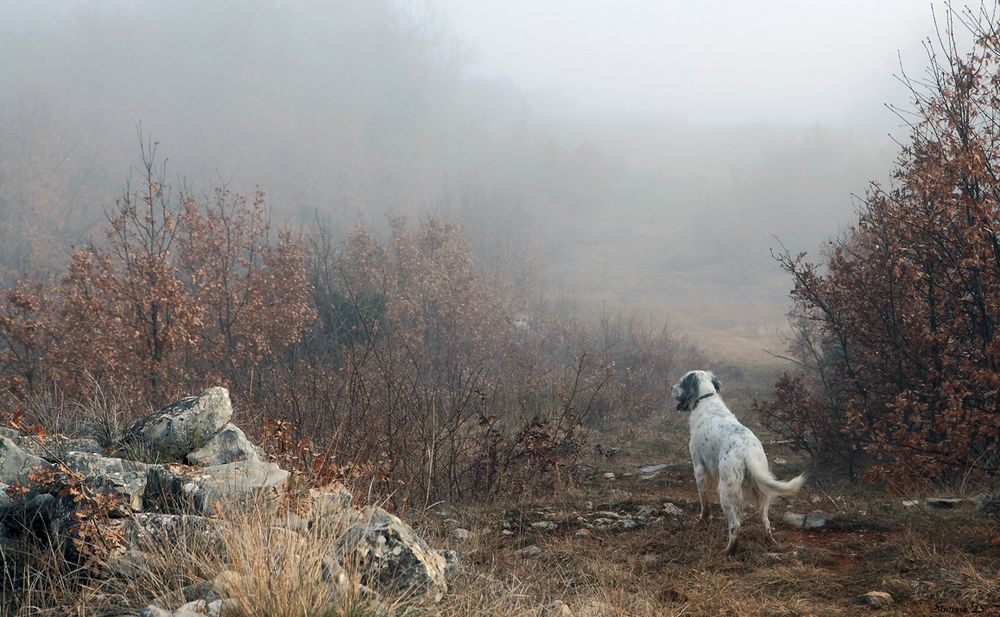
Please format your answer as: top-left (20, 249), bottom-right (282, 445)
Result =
top-left (122, 387), bottom-right (233, 460)
top-left (335, 506), bottom-right (449, 601)
top-left (0, 386), bottom-right (452, 615)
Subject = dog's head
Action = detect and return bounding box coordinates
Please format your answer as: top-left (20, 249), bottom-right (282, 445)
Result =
top-left (671, 370), bottom-right (722, 412)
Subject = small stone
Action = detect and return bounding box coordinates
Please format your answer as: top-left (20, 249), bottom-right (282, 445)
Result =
top-left (971, 493), bottom-right (999, 517)
top-left (901, 500), bottom-right (919, 507)
top-left (857, 591), bottom-right (893, 607)
top-left (657, 585), bottom-right (688, 603)
top-left (661, 502), bottom-right (684, 517)
top-left (439, 549), bottom-right (460, 581)
top-left (532, 521), bottom-right (557, 531)
top-left (926, 497), bottom-right (963, 509)
top-left (602, 472), bottom-right (616, 480)
top-left (541, 600), bottom-right (574, 617)
top-left (773, 457), bottom-right (788, 466)
top-left (637, 464), bottom-right (670, 474)
top-left (593, 510), bottom-right (623, 519)
top-left (782, 511), bottom-right (836, 529)
top-left (449, 528), bottom-right (471, 542)
top-left (516, 545), bottom-right (542, 557)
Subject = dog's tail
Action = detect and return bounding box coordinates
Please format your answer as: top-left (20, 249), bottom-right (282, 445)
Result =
top-left (747, 455), bottom-right (805, 497)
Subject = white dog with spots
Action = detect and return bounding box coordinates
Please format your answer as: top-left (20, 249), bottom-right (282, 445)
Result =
top-left (672, 370), bottom-right (805, 553)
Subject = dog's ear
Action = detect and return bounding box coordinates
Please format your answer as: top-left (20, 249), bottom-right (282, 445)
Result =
top-left (682, 372), bottom-right (698, 395)
top-left (710, 373), bottom-right (722, 394)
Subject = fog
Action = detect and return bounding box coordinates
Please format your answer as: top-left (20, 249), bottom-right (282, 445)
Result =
top-left (0, 0), bottom-right (950, 362)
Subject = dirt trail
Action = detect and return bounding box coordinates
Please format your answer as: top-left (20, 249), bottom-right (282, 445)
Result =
top-left (430, 447), bottom-right (1000, 617)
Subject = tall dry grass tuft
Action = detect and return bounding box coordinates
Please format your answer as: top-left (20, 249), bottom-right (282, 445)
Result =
top-left (99, 504), bottom-right (403, 617)
top-left (900, 529), bottom-right (1000, 611)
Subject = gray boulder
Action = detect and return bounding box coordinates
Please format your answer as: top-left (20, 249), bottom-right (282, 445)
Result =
top-left (144, 460), bottom-right (289, 515)
top-left (62, 452), bottom-right (156, 513)
top-left (0, 437), bottom-right (50, 485)
top-left (0, 489), bottom-right (62, 532)
top-left (62, 451), bottom-right (153, 476)
top-left (19, 436), bottom-right (102, 461)
top-left (334, 506), bottom-right (448, 601)
top-left (121, 513), bottom-right (230, 552)
top-left (185, 424), bottom-right (260, 466)
top-left (105, 548), bottom-right (154, 578)
top-left (122, 387), bottom-right (233, 461)
top-left (58, 512), bottom-right (230, 567)
top-left (281, 485), bottom-right (355, 533)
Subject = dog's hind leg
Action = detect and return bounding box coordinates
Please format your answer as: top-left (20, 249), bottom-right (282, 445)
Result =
top-left (759, 495), bottom-right (776, 544)
top-left (719, 482), bottom-right (741, 554)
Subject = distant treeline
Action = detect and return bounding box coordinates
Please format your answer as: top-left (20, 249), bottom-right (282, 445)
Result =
top-left (0, 140), bottom-right (700, 507)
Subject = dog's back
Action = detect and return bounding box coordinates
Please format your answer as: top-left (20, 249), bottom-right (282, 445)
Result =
top-left (688, 396), bottom-right (746, 478)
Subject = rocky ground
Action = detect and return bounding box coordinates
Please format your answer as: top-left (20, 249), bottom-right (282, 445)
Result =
top-left (0, 386), bottom-right (997, 616)
top-left (415, 415), bottom-right (1000, 617)
top-left (0, 387), bottom-right (452, 616)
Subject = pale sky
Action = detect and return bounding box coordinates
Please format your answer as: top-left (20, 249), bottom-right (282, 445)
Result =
top-left (430, 0), bottom-right (945, 125)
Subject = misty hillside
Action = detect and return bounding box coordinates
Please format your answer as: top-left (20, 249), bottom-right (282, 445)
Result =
top-left (1, 2), bottom-right (998, 616)
top-left (0, 0), bottom-right (903, 361)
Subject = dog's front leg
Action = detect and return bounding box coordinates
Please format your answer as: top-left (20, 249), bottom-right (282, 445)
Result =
top-left (693, 464), bottom-right (708, 521)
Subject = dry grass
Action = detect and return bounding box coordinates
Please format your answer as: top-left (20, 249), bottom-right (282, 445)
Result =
top-left (1, 369), bottom-right (998, 616)
top-left (415, 492), bottom-right (999, 617)
top-left (2, 471), bottom-right (997, 617)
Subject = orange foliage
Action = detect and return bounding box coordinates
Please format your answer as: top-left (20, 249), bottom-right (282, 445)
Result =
top-left (758, 16), bottom-right (1000, 481)
top-left (0, 143), bottom-right (314, 404)
top-left (179, 187), bottom-right (314, 385)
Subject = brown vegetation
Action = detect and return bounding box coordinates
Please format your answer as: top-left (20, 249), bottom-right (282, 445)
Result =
top-left (0, 142), bottom-right (698, 511)
top-left (758, 8), bottom-right (1000, 482)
